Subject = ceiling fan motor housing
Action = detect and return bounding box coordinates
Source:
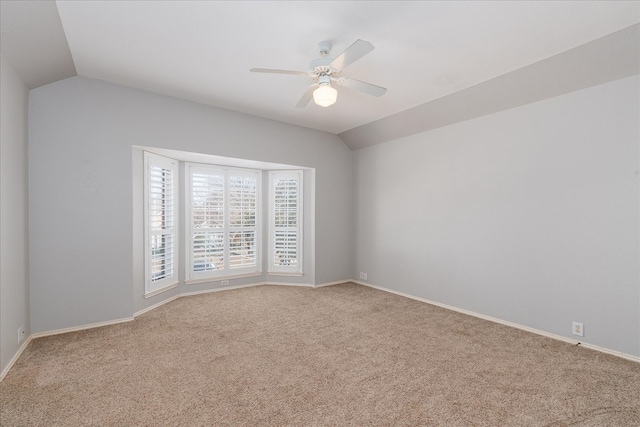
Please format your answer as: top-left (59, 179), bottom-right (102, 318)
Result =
top-left (309, 58), bottom-right (335, 75)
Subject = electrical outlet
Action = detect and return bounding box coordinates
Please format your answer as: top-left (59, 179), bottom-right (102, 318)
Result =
top-left (572, 321), bottom-right (584, 337)
top-left (221, 280), bottom-right (229, 286)
top-left (359, 272), bottom-right (367, 281)
top-left (17, 325), bottom-right (25, 343)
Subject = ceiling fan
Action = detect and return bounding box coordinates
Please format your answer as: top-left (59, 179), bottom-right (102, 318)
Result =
top-left (250, 39), bottom-right (387, 108)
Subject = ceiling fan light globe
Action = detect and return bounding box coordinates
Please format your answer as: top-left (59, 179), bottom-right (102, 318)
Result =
top-left (313, 84), bottom-right (337, 107)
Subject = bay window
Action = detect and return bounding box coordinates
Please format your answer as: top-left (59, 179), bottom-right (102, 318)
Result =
top-left (142, 149), bottom-right (305, 296)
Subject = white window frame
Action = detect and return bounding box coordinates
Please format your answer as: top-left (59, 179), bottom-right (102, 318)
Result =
top-left (144, 152), bottom-right (179, 296)
top-left (186, 163), bottom-right (262, 283)
top-left (268, 170), bottom-right (303, 276)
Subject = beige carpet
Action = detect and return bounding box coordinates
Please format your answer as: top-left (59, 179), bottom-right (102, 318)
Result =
top-left (1, 282), bottom-right (639, 426)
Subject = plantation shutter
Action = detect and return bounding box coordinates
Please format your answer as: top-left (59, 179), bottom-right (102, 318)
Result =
top-left (228, 173), bottom-right (258, 270)
top-left (269, 171), bottom-right (303, 275)
top-left (190, 167), bottom-right (225, 278)
top-left (187, 165), bottom-right (261, 280)
top-left (144, 152), bottom-right (178, 294)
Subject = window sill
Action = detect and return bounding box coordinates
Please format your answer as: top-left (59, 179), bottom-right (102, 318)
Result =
top-left (185, 271), bottom-right (263, 285)
top-left (144, 282), bottom-right (179, 298)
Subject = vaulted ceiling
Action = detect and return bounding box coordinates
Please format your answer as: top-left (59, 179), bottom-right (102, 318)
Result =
top-left (1, 1), bottom-right (639, 149)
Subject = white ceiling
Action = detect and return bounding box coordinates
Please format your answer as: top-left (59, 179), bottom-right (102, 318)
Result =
top-left (2, 1), bottom-right (639, 146)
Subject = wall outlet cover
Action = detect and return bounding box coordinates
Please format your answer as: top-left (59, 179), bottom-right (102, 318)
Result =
top-left (572, 321), bottom-right (584, 337)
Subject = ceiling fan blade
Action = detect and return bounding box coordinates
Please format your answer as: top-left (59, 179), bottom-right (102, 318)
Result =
top-left (338, 78), bottom-right (387, 97)
top-left (295, 85), bottom-right (316, 109)
top-left (330, 39), bottom-right (375, 71)
top-left (250, 68), bottom-right (307, 76)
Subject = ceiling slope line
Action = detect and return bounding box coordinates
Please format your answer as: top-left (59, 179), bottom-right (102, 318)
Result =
top-left (0, 0), bottom-right (77, 89)
top-left (339, 23), bottom-right (640, 151)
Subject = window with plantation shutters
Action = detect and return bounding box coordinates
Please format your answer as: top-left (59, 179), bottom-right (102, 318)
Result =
top-left (228, 175), bottom-right (258, 270)
top-left (144, 152), bottom-right (178, 295)
top-left (269, 171), bottom-right (303, 275)
top-left (190, 167), bottom-right (225, 276)
top-left (187, 164), bottom-right (261, 281)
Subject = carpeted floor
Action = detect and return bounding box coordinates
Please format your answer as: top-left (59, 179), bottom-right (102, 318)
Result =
top-left (1, 282), bottom-right (639, 426)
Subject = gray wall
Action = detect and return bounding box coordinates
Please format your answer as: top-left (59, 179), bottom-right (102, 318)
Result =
top-left (29, 76), bottom-right (352, 332)
top-left (1, 55), bottom-right (31, 375)
top-left (353, 75), bottom-right (640, 357)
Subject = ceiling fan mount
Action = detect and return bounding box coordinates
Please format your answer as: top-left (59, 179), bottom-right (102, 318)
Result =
top-left (250, 39), bottom-right (387, 108)
top-left (316, 40), bottom-right (332, 57)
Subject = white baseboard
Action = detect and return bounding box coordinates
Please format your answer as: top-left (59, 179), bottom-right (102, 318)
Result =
top-left (179, 282), bottom-right (266, 298)
top-left (0, 336), bottom-right (33, 382)
top-left (133, 295), bottom-right (181, 317)
top-left (354, 280), bottom-right (640, 363)
top-left (2, 316), bottom-right (135, 382)
top-left (135, 280), bottom-right (330, 316)
top-left (314, 279), bottom-right (351, 288)
top-left (261, 281), bottom-right (314, 287)
top-left (30, 317), bottom-right (135, 340)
